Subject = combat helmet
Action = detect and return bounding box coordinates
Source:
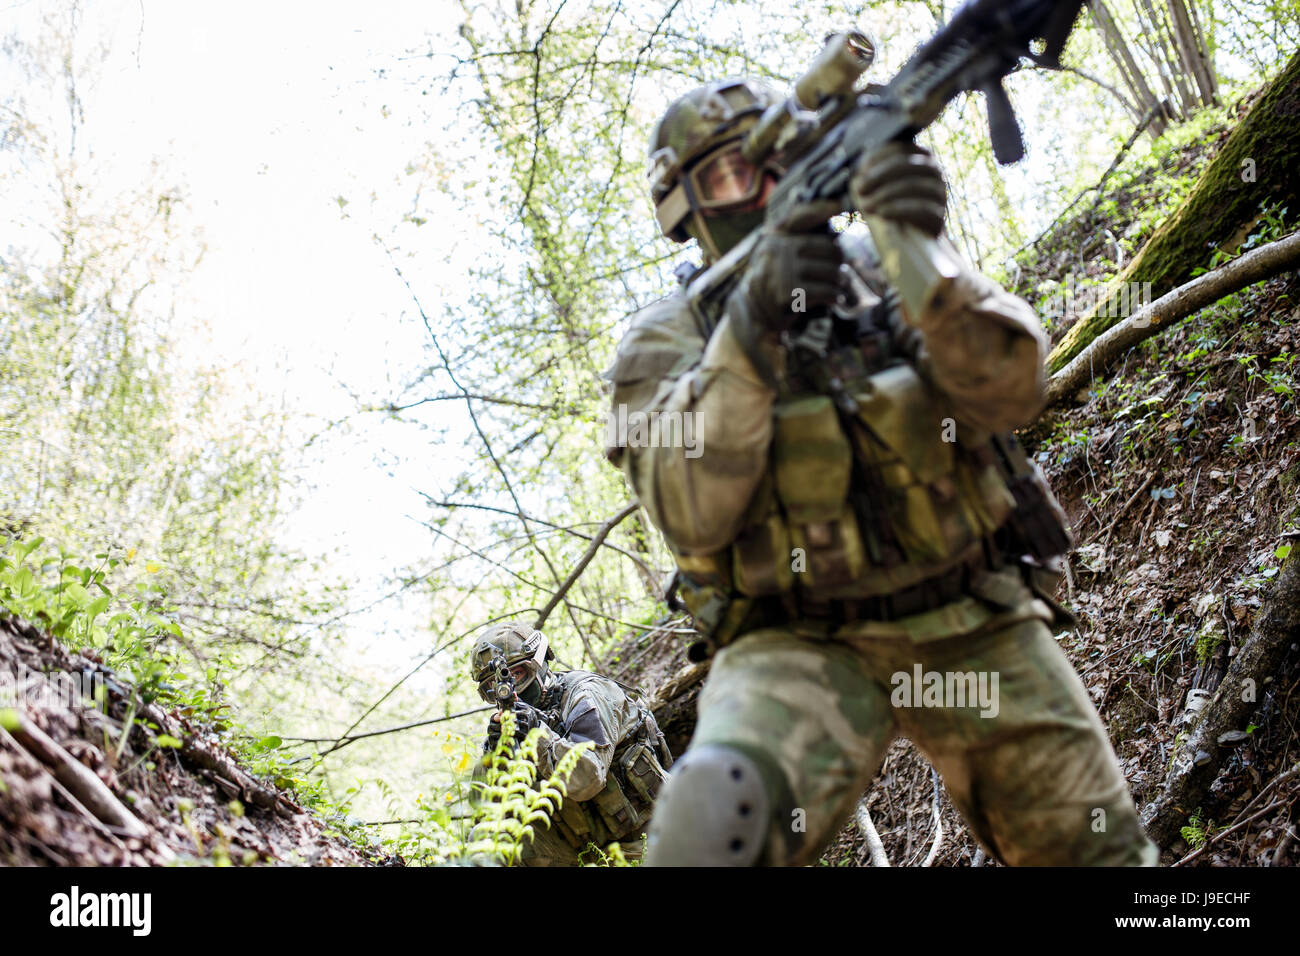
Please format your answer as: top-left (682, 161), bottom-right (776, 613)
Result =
top-left (471, 621), bottom-right (554, 706)
top-left (647, 78), bottom-right (784, 260)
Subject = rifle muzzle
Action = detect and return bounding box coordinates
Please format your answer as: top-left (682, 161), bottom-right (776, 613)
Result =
top-left (743, 31), bottom-right (876, 166)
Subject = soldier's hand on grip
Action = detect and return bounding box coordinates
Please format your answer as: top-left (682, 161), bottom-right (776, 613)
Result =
top-left (727, 199), bottom-right (844, 334)
top-left (850, 141), bottom-right (948, 238)
top-left (484, 710), bottom-right (503, 750)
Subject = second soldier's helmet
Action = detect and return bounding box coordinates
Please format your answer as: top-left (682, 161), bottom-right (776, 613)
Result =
top-left (647, 78), bottom-right (784, 259)
top-left (471, 621), bottom-right (553, 705)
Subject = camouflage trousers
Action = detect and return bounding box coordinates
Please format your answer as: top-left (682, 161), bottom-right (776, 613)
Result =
top-left (691, 598), bottom-right (1158, 866)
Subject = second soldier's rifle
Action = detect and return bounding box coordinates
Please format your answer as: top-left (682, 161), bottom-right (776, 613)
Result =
top-left (682, 0), bottom-right (1087, 326)
top-left (487, 653), bottom-right (559, 740)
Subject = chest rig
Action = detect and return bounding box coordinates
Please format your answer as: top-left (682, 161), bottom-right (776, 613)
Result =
top-left (669, 237), bottom-right (1071, 658)
top-left (543, 673), bottom-right (673, 851)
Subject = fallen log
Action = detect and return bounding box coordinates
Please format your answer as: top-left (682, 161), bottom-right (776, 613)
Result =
top-left (1141, 548), bottom-right (1300, 849)
top-left (1045, 229), bottom-right (1300, 407)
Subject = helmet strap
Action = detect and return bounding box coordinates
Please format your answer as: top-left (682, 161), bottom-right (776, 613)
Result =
top-left (681, 178), bottom-right (722, 263)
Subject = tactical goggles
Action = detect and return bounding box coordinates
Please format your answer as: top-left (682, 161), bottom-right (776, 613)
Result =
top-left (688, 139), bottom-right (782, 209)
top-left (651, 137), bottom-right (784, 237)
top-left (474, 656), bottom-right (543, 704)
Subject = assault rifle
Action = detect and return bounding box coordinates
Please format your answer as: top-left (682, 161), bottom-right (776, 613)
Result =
top-left (685, 0), bottom-right (1087, 324)
top-left (486, 654), bottom-right (557, 744)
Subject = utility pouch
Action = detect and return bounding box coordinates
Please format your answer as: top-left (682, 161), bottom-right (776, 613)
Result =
top-left (591, 772), bottom-right (642, 838)
top-left (556, 794), bottom-right (595, 850)
top-left (990, 434), bottom-right (1074, 560)
top-left (773, 396), bottom-right (852, 524)
top-left (771, 395), bottom-right (863, 588)
top-left (619, 741), bottom-right (668, 806)
top-left (673, 568), bottom-right (754, 661)
top-left (644, 713), bottom-right (674, 770)
top-left (850, 365), bottom-right (959, 564)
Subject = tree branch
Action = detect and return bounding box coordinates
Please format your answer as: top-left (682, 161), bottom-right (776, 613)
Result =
top-left (1045, 230), bottom-right (1300, 407)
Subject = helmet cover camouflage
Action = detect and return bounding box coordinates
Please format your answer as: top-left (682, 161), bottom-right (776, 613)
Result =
top-left (471, 621), bottom-right (552, 701)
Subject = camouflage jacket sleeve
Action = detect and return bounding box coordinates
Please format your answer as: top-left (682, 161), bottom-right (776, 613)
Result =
top-left (535, 675), bottom-right (636, 802)
top-left (884, 235), bottom-right (1048, 433)
top-left (603, 296), bottom-right (779, 555)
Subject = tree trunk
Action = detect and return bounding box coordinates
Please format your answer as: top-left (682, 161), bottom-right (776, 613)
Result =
top-left (1048, 50), bottom-right (1300, 373)
top-left (1088, 0), bottom-right (1169, 135)
top-left (1142, 549), bottom-right (1300, 850)
top-left (1185, 0), bottom-right (1219, 102)
top-left (1139, 0), bottom-right (1198, 116)
top-left (1167, 0), bottom-right (1218, 107)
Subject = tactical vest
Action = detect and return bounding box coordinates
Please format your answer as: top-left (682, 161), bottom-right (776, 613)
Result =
top-left (669, 240), bottom-right (1072, 657)
top-left (544, 674), bottom-right (673, 852)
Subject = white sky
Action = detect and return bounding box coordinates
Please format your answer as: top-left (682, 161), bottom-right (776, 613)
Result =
top-left (1, 0), bottom-right (499, 691)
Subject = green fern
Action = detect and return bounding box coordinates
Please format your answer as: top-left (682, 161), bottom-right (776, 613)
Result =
top-left (1180, 807), bottom-right (1217, 850)
top-left (453, 709), bottom-right (591, 866)
top-left (580, 839), bottom-right (638, 867)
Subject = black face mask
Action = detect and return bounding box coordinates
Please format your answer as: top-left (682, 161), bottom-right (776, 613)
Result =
top-left (688, 207), bottom-right (767, 261)
top-left (518, 678), bottom-right (544, 707)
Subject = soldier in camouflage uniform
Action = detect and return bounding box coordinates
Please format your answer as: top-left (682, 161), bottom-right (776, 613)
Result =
top-left (603, 78), bottom-right (1157, 866)
top-left (470, 622), bottom-right (672, 866)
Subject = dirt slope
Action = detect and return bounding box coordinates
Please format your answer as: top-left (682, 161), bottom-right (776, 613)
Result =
top-left (0, 616), bottom-right (396, 866)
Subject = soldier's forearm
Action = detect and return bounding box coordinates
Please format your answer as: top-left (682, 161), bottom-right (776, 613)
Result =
top-left (914, 269), bottom-right (1048, 432)
top-left (869, 221), bottom-right (1047, 431)
top-left (546, 735), bottom-right (611, 802)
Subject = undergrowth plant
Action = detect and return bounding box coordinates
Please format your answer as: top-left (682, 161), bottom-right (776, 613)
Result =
top-left (0, 534), bottom-right (326, 808)
top-left (456, 709), bottom-right (590, 865)
top-left (381, 709), bottom-right (608, 866)
top-left (1180, 808), bottom-right (1219, 851)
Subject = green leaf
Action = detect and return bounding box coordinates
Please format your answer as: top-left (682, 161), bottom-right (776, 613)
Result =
top-left (14, 537), bottom-right (44, 564)
top-left (155, 735), bottom-right (184, 748)
top-left (64, 582), bottom-right (91, 607)
top-left (258, 735), bottom-right (283, 750)
top-left (1275, 544), bottom-right (1293, 561)
top-left (0, 708), bottom-right (21, 733)
top-left (147, 613), bottom-right (183, 639)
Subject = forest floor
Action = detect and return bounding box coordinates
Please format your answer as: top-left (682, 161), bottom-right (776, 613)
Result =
top-left (0, 615), bottom-right (395, 866)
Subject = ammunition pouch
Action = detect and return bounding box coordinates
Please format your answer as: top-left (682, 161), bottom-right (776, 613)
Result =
top-left (552, 705), bottom-right (672, 848)
top-left (666, 329), bottom-right (1073, 658)
top-left (987, 433), bottom-right (1074, 561)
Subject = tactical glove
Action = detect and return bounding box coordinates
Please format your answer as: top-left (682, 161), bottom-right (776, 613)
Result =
top-left (850, 141), bottom-right (948, 238)
top-left (484, 702), bottom-right (543, 750)
top-left (725, 200), bottom-right (845, 334)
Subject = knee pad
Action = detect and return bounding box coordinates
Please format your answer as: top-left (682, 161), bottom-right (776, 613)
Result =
top-left (643, 743), bottom-right (770, 866)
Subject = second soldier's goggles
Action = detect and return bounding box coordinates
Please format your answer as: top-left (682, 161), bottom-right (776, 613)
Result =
top-left (475, 662), bottom-right (535, 704)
